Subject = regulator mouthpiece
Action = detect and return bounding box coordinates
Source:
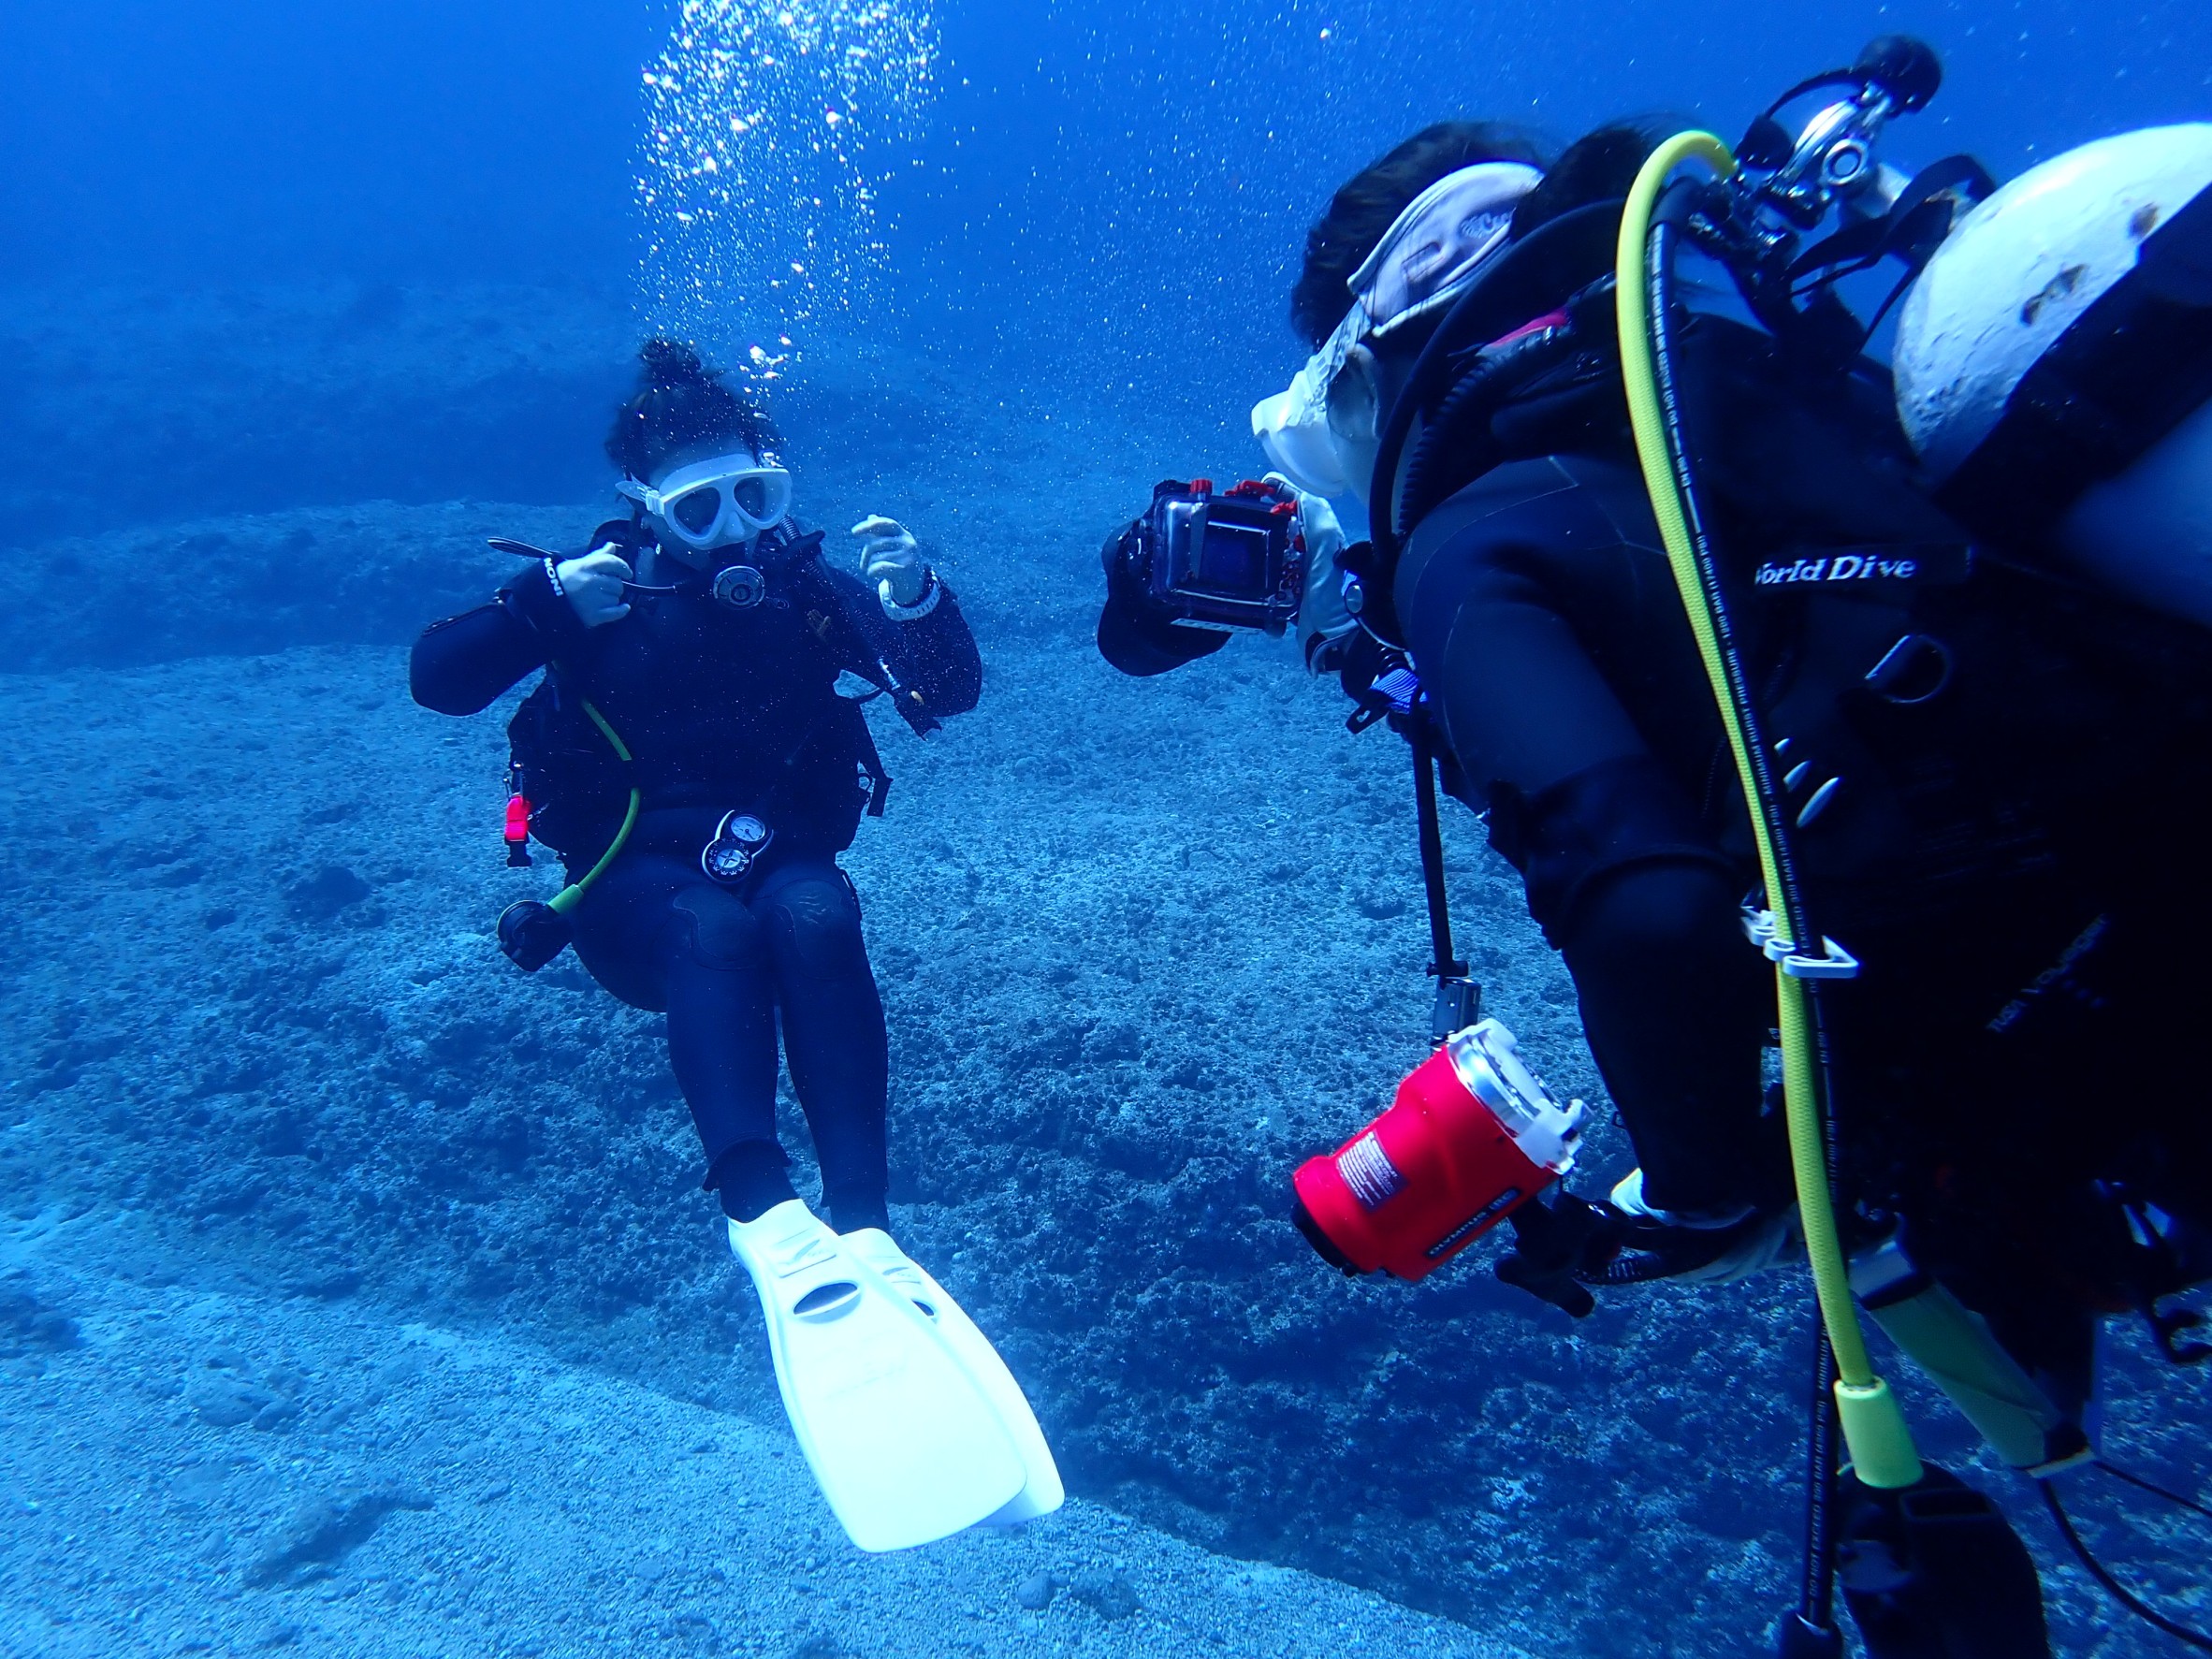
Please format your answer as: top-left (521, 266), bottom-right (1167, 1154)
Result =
top-left (498, 899), bottom-right (573, 972)
top-left (1291, 1019), bottom-right (1584, 1281)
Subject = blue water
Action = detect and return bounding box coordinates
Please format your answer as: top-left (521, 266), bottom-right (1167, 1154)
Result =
top-left (2, 1), bottom-right (2209, 1654)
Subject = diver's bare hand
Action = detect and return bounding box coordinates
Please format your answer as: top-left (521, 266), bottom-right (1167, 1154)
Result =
top-left (557, 546), bottom-right (633, 628)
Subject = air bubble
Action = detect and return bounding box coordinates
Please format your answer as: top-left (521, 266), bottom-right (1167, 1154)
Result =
top-left (637, 0), bottom-right (937, 368)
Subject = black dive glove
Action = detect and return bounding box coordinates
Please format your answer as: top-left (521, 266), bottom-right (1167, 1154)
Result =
top-left (1492, 1192), bottom-right (1798, 1317)
top-left (1494, 1192), bottom-right (1623, 1317)
top-left (1095, 521), bottom-right (1231, 677)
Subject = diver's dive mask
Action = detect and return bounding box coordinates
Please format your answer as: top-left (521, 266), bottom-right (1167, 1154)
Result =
top-left (1252, 161), bottom-right (1543, 498)
top-left (617, 451), bottom-right (793, 551)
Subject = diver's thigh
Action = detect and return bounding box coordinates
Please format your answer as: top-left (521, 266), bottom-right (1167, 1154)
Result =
top-left (756, 859), bottom-right (888, 1176)
top-left (668, 880), bottom-right (771, 973)
top-left (751, 859), bottom-right (873, 983)
top-left (567, 854), bottom-right (693, 1012)
top-left (660, 879), bottom-right (780, 1157)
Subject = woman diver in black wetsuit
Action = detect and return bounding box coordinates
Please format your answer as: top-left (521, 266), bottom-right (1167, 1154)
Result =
top-left (412, 342), bottom-right (1059, 1550)
top-left (410, 340), bottom-right (982, 1236)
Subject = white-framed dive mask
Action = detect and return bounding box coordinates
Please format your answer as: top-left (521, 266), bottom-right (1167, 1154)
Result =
top-left (616, 451), bottom-right (794, 551)
top-left (1253, 161), bottom-right (1543, 499)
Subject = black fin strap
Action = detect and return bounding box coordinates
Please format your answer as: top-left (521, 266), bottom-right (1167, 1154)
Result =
top-left (2095, 1461), bottom-right (2212, 1524)
top-left (2043, 1481), bottom-right (2212, 1652)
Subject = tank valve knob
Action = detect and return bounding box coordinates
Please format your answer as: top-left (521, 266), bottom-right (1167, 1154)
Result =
top-left (1855, 35), bottom-right (1942, 112)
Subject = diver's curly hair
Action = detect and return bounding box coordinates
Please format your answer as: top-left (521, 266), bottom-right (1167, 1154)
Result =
top-left (605, 339), bottom-right (781, 479)
top-left (1507, 117), bottom-right (1686, 240)
top-left (1291, 121), bottom-right (1556, 349)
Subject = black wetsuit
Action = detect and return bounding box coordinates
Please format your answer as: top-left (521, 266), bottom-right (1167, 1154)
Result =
top-left (1397, 452), bottom-right (1778, 1212)
top-left (1407, 380), bottom-right (2212, 1316)
top-left (411, 523), bottom-right (982, 1230)
top-left (1103, 315), bottom-right (2212, 1404)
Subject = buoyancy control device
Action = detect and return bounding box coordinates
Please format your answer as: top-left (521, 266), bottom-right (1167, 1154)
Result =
top-left (485, 521), bottom-right (934, 971)
top-left (1600, 41), bottom-right (2210, 1655)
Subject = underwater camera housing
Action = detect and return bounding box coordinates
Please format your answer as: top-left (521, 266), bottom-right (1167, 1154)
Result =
top-left (1293, 1019), bottom-right (1584, 1280)
top-left (1133, 477), bottom-right (1304, 634)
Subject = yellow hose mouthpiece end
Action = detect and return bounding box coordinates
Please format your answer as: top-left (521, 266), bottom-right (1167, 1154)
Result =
top-left (1835, 1377), bottom-right (1924, 1490)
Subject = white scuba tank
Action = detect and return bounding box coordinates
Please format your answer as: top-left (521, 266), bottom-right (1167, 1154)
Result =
top-left (1893, 124), bottom-right (2212, 624)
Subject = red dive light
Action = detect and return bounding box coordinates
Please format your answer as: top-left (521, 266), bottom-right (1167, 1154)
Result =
top-left (1292, 1019), bottom-right (1585, 1281)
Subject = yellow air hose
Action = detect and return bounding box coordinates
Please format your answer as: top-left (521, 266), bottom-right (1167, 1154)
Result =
top-left (546, 699), bottom-right (642, 917)
top-left (1614, 132), bottom-right (1923, 1490)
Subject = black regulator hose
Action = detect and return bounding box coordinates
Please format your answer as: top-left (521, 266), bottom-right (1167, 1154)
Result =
top-left (1393, 322), bottom-right (1591, 537)
top-left (1780, 1329), bottom-right (1845, 1657)
top-left (1365, 199), bottom-right (1626, 590)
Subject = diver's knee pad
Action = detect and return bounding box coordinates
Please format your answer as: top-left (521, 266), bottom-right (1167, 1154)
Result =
top-left (759, 868), bottom-right (869, 980)
top-left (668, 885), bottom-right (767, 972)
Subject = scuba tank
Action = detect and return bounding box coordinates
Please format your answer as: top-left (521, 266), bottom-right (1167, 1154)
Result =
top-left (1892, 124), bottom-right (2212, 625)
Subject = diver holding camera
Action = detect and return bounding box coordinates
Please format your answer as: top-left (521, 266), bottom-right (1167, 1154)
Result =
top-left (1099, 51), bottom-right (2212, 1658)
top-left (1099, 473), bottom-right (1352, 675)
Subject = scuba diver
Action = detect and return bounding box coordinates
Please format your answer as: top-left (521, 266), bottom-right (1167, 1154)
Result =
top-left (1099, 51), bottom-right (2212, 1658)
top-left (411, 339), bottom-right (1061, 1552)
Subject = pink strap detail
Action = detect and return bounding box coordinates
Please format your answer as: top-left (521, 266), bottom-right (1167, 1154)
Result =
top-left (1487, 308), bottom-right (1571, 351)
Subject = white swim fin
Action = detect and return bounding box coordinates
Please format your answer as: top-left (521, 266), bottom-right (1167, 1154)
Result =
top-left (843, 1228), bottom-right (1065, 1525)
top-left (726, 1201), bottom-right (1026, 1551)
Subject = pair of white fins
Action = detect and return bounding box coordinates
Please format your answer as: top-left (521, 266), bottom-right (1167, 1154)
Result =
top-left (727, 1200), bottom-right (1064, 1551)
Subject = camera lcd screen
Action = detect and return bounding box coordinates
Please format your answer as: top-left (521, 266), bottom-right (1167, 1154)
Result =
top-left (1186, 518), bottom-right (1272, 599)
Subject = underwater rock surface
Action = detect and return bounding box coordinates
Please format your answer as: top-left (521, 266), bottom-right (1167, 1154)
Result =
top-left (2, 286), bottom-right (2206, 1657)
top-left (0, 283), bottom-right (636, 529)
top-left (2, 1208), bottom-right (1503, 1658)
